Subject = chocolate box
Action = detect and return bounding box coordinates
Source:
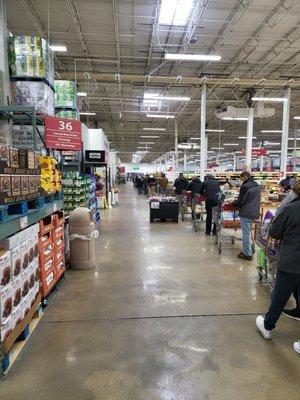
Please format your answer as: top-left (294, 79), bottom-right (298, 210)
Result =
top-left (0, 250), bottom-right (11, 289)
top-left (34, 152), bottom-right (40, 170)
top-left (11, 175), bottom-right (21, 196)
top-left (1, 316), bottom-right (12, 341)
top-left (18, 149), bottom-right (35, 170)
top-left (12, 277), bottom-right (22, 308)
top-left (29, 175), bottom-right (35, 194)
top-left (0, 174), bottom-right (11, 198)
top-left (0, 144), bottom-right (10, 167)
top-left (9, 148), bottom-right (19, 168)
top-left (35, 175), bottom-right (41, 192)
top-left (0, 286), bottom-right (13, 323)
top-left (11, 244), bottom-right (21, 280)
top-left (21, 175), bottom-right (29, 195)
top-left (11, 304), bottom-right (22, 330)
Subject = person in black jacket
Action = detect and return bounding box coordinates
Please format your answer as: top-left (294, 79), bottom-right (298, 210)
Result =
top-left (200, 175), bottom-right (221, 235)
top-left (233, 171), bottom-right (261, 261)
top-left (188, 176), bottom-right (203, 220)
top-left (256, 181), bottom-right (300, 354)
top-left (174, 173), bottom-right (189, 196)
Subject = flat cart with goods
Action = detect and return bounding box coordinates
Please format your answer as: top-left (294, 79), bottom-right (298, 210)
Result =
top-left (192, 194), bottom-right (206, 232)
top-left (149, 198), bottom-right (179, 223)
top-left (180, 191), bottom-right (193, 221)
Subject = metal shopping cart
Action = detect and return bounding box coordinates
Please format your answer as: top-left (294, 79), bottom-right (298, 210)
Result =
top-left (180, 191), bottom-right (193, 221)
top-left (192, 194), bottom-right (206, 232)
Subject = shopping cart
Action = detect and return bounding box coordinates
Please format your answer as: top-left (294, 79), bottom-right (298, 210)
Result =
top-left (192, 194), bottom-right (206, 232)
top-left (180, 191), bottom-right (193, 221)
top-left (215, 201), bottom-right (255, 255)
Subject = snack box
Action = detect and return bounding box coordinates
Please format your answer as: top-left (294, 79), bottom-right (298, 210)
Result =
top-left (12, 277), bottom-right (22, 308)
top-left (29, 175), bottom-right (35, 194)
top-left (28, 264), bottom-right (35, 291)
top-left (28, 233), bottom-right (38, 263)
top-left (35, 175), bottom-right (41, 192)
top-left (34, 152), bottom-right (40, 170)
top-left (0, 144), bottom-right (10, 167)
top-left (21, 240), bottom-right (29, 271)
top-left (20, 269), bottom-right (30, 299)
top-left (21, 175), bottom-right (29, 195)
top-left (0, 249), bottom-right (11, 289)
top-left (11, 175), bottom-right (21, 196)
top-left (0, 174), bottom-right (11, 198)
top-left (9, 148), bottom-right (19, 168)
top-left (0, 286), bottom-right (13, 323)
top-left (11, 304), bottom-right (22, 330)
top-left (18, 149), bottom-right (35, 170)
top-left (1, 316), bottom-right (12, 341)
top-left (11, 244), bottom-right (22, 280)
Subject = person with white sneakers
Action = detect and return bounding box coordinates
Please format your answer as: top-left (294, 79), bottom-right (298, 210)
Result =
top-left (256, 181), bottom-right (300, 354)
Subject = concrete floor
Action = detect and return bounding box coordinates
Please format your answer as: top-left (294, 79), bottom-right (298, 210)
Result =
top-left (0, 184), bottom-right (299, 399)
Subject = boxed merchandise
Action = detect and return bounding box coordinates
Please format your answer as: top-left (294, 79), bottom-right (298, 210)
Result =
top-left (28, 265), bottom-right (35, 291)
top-left (54, 80), bottom-right (77, 108)
top-left (11, 175), bottom-right (21, 196)
top-left (11, 305), bottom-right (22, 329)
top-left (40, 268), bottom-right (55, 297)
top-left (0, 250), bottom-right (11, 289)
top-left (40, 156), bottom-right (61, 193)
top-left (0, 174), bottom-right (11, 198)
top-left (21, 175), bottom-right (29, 195)
top-left (12, 277), bottom-right (22, 307)
top-left (29, 175), bottom-right (35, 194)
top-left (18, 149), bottom-right (35, 169)
top-left (0, 144), bottom-right (10, 167)
top-left (1, 316), bottom-right (12, 341)
top-left (0, 286), bottom-right (13, 322)
top-left (28, 233), bottom-right (38, 263)
top-left (11, 244), bottom-right (22, 279)
top-left (9, 148), bottom-right (19, 168)
top-left (55, 258), bottom-right (65, 279)
top-left (20, 269), bottom-right (29, 298)
top-left (35, 175), bottom-right (41, 192)
top-left (55, 109), bottom-right (79, 120)
top-left (0, 230), bottom-right (23, 249)
top-left (21, 240), bottom-right (29, 270)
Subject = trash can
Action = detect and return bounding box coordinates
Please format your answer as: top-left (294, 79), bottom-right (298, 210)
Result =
top-left (69, 207), bottom-right (99, 270)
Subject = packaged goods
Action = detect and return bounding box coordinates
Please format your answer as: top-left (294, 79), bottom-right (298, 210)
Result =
top-left (40, 156), bottom-right (61, 194)
top-left (11, 305), bottom-right (22, 329)
top-left (11, 245), bottom-right (22, 280)
top-left (18, 149), bottom-right (35, 169)
top-left (1, 316), bottom-right (12, 341)
top-left (0, 174), bottom-right (11, 198)
top-left (11, 176), bottom-right (21, 196)
top-left (54, 80), bottom-right (77, 108)
top-left (20, 269), bottom-right (29, 298)
top-left (12, 277), bottom-right (22, 307)
top-left (12, 125), bottom-right (45, 151)
top-left (21, 240), bottom-right (29, 271)
top-left (55, 109), bottom-right (79, 120)
top-left (11, 80), bottom-right (55, 116)
top-left (0, 144), bottom-right (10, 166)
top-left (0, 286), bottom-right (13, 322)
top-left (9, 148), bottom-right (19, 168)
top-left (0, 250), bottom-right (11, 289)
top-left (21, 176), bottom-right (29, 195)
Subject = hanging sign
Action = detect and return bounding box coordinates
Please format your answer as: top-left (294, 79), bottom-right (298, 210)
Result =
top-left (45, 117), bottom-right (82, 150)
top-left (242, 148), bottom-right (267, 156)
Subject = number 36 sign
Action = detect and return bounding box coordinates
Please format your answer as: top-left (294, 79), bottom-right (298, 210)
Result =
top-left (45, 116), bottom-right (82, 151)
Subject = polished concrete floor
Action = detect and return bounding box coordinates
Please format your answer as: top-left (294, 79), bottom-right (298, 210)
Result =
top-left (0, 184), bottom-right (299, 399)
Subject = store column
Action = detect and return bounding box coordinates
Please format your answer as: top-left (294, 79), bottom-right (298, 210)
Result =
top-left (183, 151), bottom-right (187, 171)
top-left (233, 152), bottom-right (236, 172)
top-left (175, 120), bottom-right (178, 175)
top-left (280, 88), bottom-right (291, 178)
top-left (246, 107), bottom-right (254, 172)
top-left (200, 85), bottom-right (207, 181)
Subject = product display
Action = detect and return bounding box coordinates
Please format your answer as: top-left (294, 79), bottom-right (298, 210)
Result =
top-left (62, 172), bottom-right (90, 212)
top-left (40, 156), bottom-right (61, 194)
top-left (54, 80), bottom-right (77, 109)
top-left (55, 109), bottom-right (79, 120)
top-left (88, 174), bottom-right (100, 223)
top-left (12, 125), bottom-right (45, 151)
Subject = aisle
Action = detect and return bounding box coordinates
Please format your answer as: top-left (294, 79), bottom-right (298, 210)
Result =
top-left (1, 184), bottom-right (299, 400)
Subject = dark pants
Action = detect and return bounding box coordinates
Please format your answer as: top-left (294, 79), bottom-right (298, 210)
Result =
top-left (137, 187), bottom-right (143, 195)
top-left (205, 200), bottom-right (217, 234)
top-left (264, 270), bottom-right (300, 330)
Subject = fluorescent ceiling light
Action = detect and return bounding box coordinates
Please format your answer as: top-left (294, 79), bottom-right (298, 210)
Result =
top-left (49, 45), bottom-right (67, 52)
top-left (144, 94), bottom-right (190, 101)
top-left (222, 117), bottom-right (248, 121)
top-left (261, 130), bottom-right (282, 133)
top-left (294, 116), bottom-right (300, 120)
top-left (211, 147), bottom-right (225, 150)
top-left (190, 138), bottom-right (200, 140)
top-left (252, 97), bottom-right (286, 102)
top-left (267, 143), bottom-right (281, 146)
top-left (139, 142), bottom-right (155, 144)
top-left (147, 114), bottom-right (175, 119)
top-left (159, 0), bottom-right (193, 26)
top-left (238, 136), bottom-right (257, 139)
top-left (223, 143), bottom-right (239, 146)
top-left (165, 53), bottom-right (221, 62)
top-left (140, 136), bottom-right (159, 138)
top-left (206, 129), bottom-right (225, 132)
top-left (288, 138), bottom-right (300, 141)
top-left (207, 151), bottom-right (215, 153)
top-left (143, 127), bottom-right (166, 131)
top-left (79, 112), bottom-right (96, 116)
top-left (77, 92), bottom-right (87, 97)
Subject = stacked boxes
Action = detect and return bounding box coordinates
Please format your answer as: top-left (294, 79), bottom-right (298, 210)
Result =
top-left (39, 212), bottom-right (65, 298)
top-left (0, 224), bottom-right (40, 341)
top-left (62, 172), bottom-right (90, 212)
top-left (39, 156), bottom-right (61, 194)
top-left (54, 80), bottom-right (77, 109)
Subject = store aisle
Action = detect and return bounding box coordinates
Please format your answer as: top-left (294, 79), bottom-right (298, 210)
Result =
top-left (0, 184), bottom-right (299, 400)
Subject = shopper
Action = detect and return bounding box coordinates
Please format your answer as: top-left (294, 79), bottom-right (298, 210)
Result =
top-left (233, 171), bottom-right (261, 261)
top-left (187, 176), bottom-right (202, 196)
top-left (159, 173), bottom-right (169, 196)
top-left (174, 172), bottom-right (189, 197)
top-left (136, 175), bottom-right (143, 195)
top-left (143, 175), bottom-right (149, 195)
top-left (256, 181), bottom-right (300, 355)
top-left (200, 174), bottom-right (221, 235)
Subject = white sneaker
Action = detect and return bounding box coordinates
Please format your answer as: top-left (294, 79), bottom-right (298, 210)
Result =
top-left (256, 315), bottom-right (272, 340)
top-left (293, 341), bottom-right (300, 354)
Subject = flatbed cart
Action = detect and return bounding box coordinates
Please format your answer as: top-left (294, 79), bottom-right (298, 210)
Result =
top-left (192, 194), bottom-right (206, 232)
top-left (215, 202), bottom-right (255, 255)
top-left (180, 191), bottom-right (193, 221)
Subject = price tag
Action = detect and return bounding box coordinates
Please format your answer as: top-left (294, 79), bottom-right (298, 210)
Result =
top-left (53, 202), bottom-right (58, 212)
top-left (19, 216), bottom-right (28, 230)
top-left (151, 202), bottom-right (160, 209)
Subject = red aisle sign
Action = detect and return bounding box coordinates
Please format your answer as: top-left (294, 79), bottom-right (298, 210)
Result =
top-left (242, 148), bottom-right (267, 156)
top-left (45, 117), bottom-right (82, 150)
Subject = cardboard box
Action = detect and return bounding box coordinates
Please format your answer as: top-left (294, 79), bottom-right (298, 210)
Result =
top-left (28, 265), bottom-right (35, 291)
top-left (12, 277), bottom-right (22, 308)
top-left (20, 268), bottom-right (30, 299)
top-left (0, 144), bottom-right (10, 167)
top-left (9, 148), bottom-right (19, 168)
top-left (0, 249), bottom-right (11, 289)
top-left (1, 316), bottom-right (12, 341)
top-left (34, 152), bottom-right (40, 170)
top-left (11, 244), bottom-right (22, 280)
top-left (35, 175), bottom-right (41, 192)
top-left (0, 286), bottom-right (13, 322)
top-left (28, 234), bottom-right (38, 263)
top-left (41, 257), bottom-right (54, 275)
top-left (40, 268), bottom-right (55, 297)
top-left (21, 175), bottom-right (29, 195)
top-left (0, 174), bottom-right (11, 198)
top-left (0, 230), bottom-right (23, 249)
top-left (21, 240), bottom-right (29, 271)
top-left (29, 175), bottom-right (35, 194)
top-left (18, 149), bottom-right (35, 169)
top-left (11, 175), bottom-right (21, 196)
top-left (11, 304), bottom-right (22, 329)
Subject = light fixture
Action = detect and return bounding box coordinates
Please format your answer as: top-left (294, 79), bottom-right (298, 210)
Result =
top-left (79, 112), bottom-right (96, 116)
top-left (165, 53), bottom-right (221, 62)
top-left (140, 136), bottom-right (159, 139)
top-left (190, 137), bottom-right (200, 140)
top-left (207, 151), bottom-right (215, 153)
top-left (77, 92), bottom-right (87, 97)
top-left (267, 142), bottom-right (281, 146)
top-left (147, 114), bottom-right (175, 119)
top-left (144, 94), bottom-right (190, 101)
top-left (238, 136), bottom-right (257, 139)
top-left (294, 116), bottom-right (300, 120)
top-left (252, 97), bottom-right (286, 102)
top-left (49, 45), bottom-right (67, 52)
top-left (159, 0), bottom-right (193, 26)
top-left (143, 127), bottom-right (166, 131)
top-left (206, 129), bottom-right (225, 132)
top-left (139, 142), bottom-right (155, 144)
top-left (223, 143), bottom-right (239, 146)
top-left (211, 147), bottom-right (225, 150)
top-left (261, 130), bottom-right (282, 133)
top-left (288, 138), bottom-right (300, 141)
top-left (222, 117), bottom-right (248, 121)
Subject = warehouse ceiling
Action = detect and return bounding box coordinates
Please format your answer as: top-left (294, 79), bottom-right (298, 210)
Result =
top-left (5, 0), bottom-right (300, 163)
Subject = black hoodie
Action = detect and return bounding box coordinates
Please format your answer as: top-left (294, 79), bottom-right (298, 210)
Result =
top-left (187, 178), bottom-right (202, 195)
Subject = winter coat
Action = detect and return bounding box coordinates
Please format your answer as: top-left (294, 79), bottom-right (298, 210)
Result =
top-left (234, 179), bottom-right (261, 220)
top-left (187, 178), bottom-right (202, 196)
top-left (174, 177), bottom-right (189, 195)
top-left (200, 177), bottom-right (221, 205)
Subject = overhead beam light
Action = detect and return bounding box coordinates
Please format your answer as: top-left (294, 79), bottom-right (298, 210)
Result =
top-left (165, 53), bottom-right (221, 62)
top-left (261, 130), bottom-right (282, 133)
top-left (293, 116), bottom-right (300, 120)
top-left (49, 45), bottom-right (67, 52)
top-left (223, 143), bottom-right (239, 146)
top-left (222, 117), bottom-right (248, 121)
top-left (140, 136), bottom-right (159, 138)
top-left (143, 128), bottom-right (166, 131)
top-left (159, 0), bottom-right (193, 26)
top-left (139, 142), bottom-right (155, 144)
top-left (147, 114), bottom-right (175, 119)
top-left (79, 112), bottom-right (96, 116)
top-left (144, 94), bottom-right (190, 101)
top-left (77, 92), bottom-right (87, 97)
top-left (239, 136), bottom-right (257, 139)
top-left (206, 129), bottom-right (225, 132)
top-left (251, 97), bottom-right (286, 102)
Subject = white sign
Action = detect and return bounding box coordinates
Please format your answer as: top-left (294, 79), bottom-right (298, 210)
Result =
top-left (151, 202), bottom-right (160, 209)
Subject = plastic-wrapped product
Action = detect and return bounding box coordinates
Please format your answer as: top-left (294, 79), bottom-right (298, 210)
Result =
top-left (55, 109), bottom-right (79, 120)
top-left (54, 80), bottom-right (77, 109)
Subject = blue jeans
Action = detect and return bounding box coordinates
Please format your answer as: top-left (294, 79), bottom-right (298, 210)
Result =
top-left (240, 217), bottom-right (252, 256)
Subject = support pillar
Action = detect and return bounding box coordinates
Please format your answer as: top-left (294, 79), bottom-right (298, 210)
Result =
top-left (233, 153), bottom-right (236, 172)
top-left (280, 88), bottom-right (291, 178)
top-left (183, 151), bottom-right (187, 171)
top-left (246, 107), bottom-right (254, 172)
top-left (174, 120), bottom-right (178, 174)
top-left (260, 156), bottom-right (264, 172)
top-left (200, 85), bottom-right (207, 181)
